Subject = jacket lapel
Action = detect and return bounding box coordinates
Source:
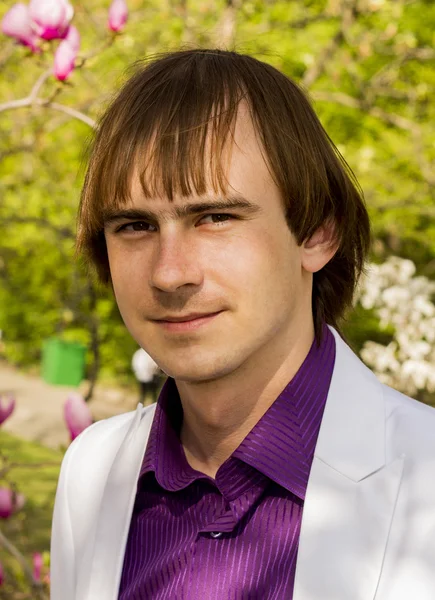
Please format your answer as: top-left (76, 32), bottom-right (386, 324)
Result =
top-left (294, 329), bottom-right (404, 600)
top-left (77, 402), bottom-right (157, 600)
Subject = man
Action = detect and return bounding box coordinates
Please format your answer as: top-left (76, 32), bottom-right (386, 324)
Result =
top-left (50, 49), bottom-right (435, 600)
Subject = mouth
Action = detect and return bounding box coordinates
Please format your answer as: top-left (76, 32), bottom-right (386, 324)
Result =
top-left (153, 311), bottom-right (223, 332)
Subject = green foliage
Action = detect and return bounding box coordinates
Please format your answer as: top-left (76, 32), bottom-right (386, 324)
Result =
top-left (0, 431), bottom-right (61, 598)
top-left (0, 0), bottom-right (434, 388)
top-left (342, 304), bottom-right (395, 355)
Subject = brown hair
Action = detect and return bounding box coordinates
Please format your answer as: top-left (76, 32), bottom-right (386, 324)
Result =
top-left (77, 48), bottom-right (371, 340)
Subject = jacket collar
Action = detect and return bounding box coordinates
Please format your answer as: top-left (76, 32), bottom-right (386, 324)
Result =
top-left (314, 327), bottom-right (385, 481)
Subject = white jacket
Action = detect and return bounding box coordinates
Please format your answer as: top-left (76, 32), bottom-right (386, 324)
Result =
top-left (50, 328), bottom-right (435, 599)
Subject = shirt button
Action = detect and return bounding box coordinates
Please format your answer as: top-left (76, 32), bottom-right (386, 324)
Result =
top-left (210, 531), bottom-right (222, 539)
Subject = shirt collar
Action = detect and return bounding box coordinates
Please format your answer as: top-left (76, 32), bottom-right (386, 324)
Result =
top-left (140, 378), bottom-right (202, 490)
top-left (140, 325), bottom-right (335, 500)
top-left (232, 324), bottom-right (335, 499)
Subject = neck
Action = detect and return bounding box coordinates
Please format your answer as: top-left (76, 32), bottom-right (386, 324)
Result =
top-left (177, 322), bottom-right (315, 478)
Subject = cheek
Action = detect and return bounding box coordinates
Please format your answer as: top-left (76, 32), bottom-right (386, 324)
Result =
top-left (253, 232), bottom-right (302, 308)
top-left (241, 228), bottom-right (298, 279)
top-left (216, 229), bottom-right (299, 301)
top-left (107, 249), bottom-right (143, 308)
top-left (107, 238), bottom-right (142, 280)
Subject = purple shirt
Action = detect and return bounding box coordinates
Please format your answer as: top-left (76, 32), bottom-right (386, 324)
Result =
top-left (119, 326), bottom-right (335, 599)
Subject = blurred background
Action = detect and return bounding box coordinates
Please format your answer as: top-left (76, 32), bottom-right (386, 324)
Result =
top-left (0, 0), bottom-right (434, 596)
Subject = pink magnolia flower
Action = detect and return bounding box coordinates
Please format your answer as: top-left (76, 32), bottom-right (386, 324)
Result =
top-left (1, 3), bottom-right (40, 52)
top-left (53, 37), bottom-right (77, 80)
top-left (0, 560), bottom-right (4, 586)
top-left (64, 393), bottom-right (92, 441)
top-left (32, 552), bottom-right (43, 582)
top-left (29, 0), bottom-right (73, 40)
top-left (108, 0), bottom-right (128, 32)
top-left (53, 23), bottom-right (80, 81)
top-left (0, 394), bottom-right (15, 426)
top-left (62, 23), bottom-right (80, 51)
top-left (0, 487), bottom-right (26, 520)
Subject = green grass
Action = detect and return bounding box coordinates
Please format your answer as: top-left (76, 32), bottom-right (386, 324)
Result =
top-left (0, 431), bottom-right (62, 599)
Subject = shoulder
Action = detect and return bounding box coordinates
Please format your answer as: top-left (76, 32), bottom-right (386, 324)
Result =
top-left (65, 409), bottom-right (135, 459)
top-left (382, 384), bottom-right (435, 458)
top-left (332, 327), bottom-right (435, 455)
top-left (69, 402), bottom-right (157, 449)
top-left (60, 404), bottom-right (157, 484)
top-left (54, 403), bottom-right (157, 535)
top-left (383, 383), bottom-right (435, 432)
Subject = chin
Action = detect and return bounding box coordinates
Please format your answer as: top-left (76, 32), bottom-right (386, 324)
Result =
top-left (159, 355), bottom-right (238, 384)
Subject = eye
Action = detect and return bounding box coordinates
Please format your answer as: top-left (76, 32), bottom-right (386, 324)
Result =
top-left (199, 214), bottom-right (234, 225)
top-left (117, 221), bottom-right (157, 233)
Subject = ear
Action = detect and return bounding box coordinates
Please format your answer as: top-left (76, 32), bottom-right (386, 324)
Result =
top-left (301, 221), bottom-right (338, 274)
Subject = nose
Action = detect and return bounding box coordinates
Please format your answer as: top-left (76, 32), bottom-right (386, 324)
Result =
top-left (149, 230), bottom-right (203, 292)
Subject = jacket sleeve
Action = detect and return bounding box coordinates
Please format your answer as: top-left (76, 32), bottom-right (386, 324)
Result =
top-left (50, 424), bottom-right (99, 600)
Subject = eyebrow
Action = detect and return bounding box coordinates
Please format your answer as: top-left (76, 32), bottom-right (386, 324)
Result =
top-left (102, 196), bottom-right (261, 227)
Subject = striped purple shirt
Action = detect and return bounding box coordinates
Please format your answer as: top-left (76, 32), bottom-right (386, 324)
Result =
top-left (119, 326), bottom-right (335, 599)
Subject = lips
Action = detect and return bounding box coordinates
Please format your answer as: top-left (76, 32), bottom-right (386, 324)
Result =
top-left (155, 312), bottom-right (220, 323)
top-left (152, 311), bottom-right (223, 332)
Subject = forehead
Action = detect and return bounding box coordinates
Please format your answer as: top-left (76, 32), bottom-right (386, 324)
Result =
top-left (127, 105), bottom-right (275, 207)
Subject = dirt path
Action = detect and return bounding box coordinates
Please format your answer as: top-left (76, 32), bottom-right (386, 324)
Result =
top-left (0, 360), bottom-right (142, 449)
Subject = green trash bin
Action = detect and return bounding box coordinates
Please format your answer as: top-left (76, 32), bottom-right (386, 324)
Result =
top-left (41, 338), bottom-right (86, 386)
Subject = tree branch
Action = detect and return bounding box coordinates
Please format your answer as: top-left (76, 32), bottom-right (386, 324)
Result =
top-left (215, 0), bottom-right (241, 48)
top-left (41, 99), bottom-right (96, 127)
top-left (0, 63), bottom-right (95, 128)
top-left (29, 68), bottom-right (53, 103)
top-left (0, 96), bottom-right (95, 128)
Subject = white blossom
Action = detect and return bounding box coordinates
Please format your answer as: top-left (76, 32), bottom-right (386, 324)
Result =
top-left (357, 256), bottom-right (435, 396)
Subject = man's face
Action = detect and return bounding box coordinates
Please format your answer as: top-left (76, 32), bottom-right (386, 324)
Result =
top-left (104, 109), bottom-right (319, 383)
